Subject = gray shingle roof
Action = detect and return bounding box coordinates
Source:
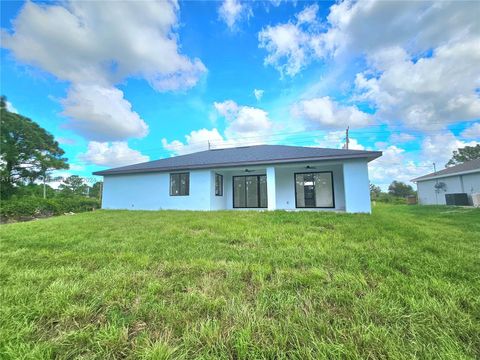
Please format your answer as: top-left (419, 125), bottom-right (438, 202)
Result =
top-left (93, 144), bottom-right (382, 176)
top-left (412, 158), bottom-right (480, 182)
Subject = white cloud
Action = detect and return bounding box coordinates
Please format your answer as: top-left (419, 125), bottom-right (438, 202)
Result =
top-left (260, 1), bottom-right (480, 131)
top-left (213, 100), bottom-right (239, 120)
top-left (258, 22), bottom-right (310, 77)
top-left (62, 84), bottom-right (148, 142)
top-left (56, 137), bottom-right (76, 145)
top-left (163, 100), bottom-right (275, 155)
top-left (292, 96), bottom-right (372, 129)
top-left (421, 132), bottom-right (478, 168)
top-left (2, 0), bottom-right (206, 141)
top-left (461, 123), bottom-right (480, 140)
top-left (315, 130), bottom-right (365, 150)
top-left (162, 128), bottom-right (233, 155)
top-left (218, 0), bottom-right (252, 30)
top-left (258, 4), bottom-right (323, 77)
top-left (354, 41), bottom-right (480, 129)
top-left (296, 4), bottom-right (319, 25)
top-left (254, 89), bottom-right (264, 101)
top-left (2, 0), bottom-right (206, 90)
top-left (79, 141), bottom-right (149, 167)
top-left (320, 0), bottom-right (479, 57)
top-left (369, 131), bottom-right (479, 189)
top-left (390, 132), bottom-right (416, 143)
top-left (368, 145), bottom-right (426, 189)
top-left (5, 101), bottom-right (18, 113)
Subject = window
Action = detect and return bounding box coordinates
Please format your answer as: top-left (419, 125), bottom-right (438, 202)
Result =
top-left (215, 174), bottom-right (223, 196)
top-left (295, 172), bottom-right (334, 208)
top-left (233, 175), bottom-right (267, 208)
top-left (170, 173), bottom-right (189, 196)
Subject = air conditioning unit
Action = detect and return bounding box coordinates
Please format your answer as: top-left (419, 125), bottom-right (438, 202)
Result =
top-left (472, 193), bottom-right (480, 207)
top-left (445, 193), bottom-right (469, 206)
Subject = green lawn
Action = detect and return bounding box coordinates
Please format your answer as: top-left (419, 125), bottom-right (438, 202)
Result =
top-left (1, 205), bottom-right (479, 359)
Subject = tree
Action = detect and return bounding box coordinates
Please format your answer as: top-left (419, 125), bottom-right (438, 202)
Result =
top-left (59, 175), bottom-right (88, 197)
top-left (446, 145), bottom-right (480, 167)
top-left (388, 181), bottom-right (415, 198)
top-left (370, 183), bottom-right (382, 198)
top-left (0, 96), bottom-right (69, 198)
top-left (89, 181), bottom-right (103, 199)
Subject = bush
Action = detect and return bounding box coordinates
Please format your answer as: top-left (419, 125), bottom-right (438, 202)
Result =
top-left (372, 193), bottom-right (407, 205)
top-left (0, 196), bottom-right (100, 222)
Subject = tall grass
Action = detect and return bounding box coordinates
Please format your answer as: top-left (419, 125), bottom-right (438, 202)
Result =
top-left (1, 204), bottom-right (479, 359)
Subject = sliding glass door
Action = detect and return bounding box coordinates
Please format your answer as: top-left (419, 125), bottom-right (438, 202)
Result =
top-left (233, 175), bottom-right (267, 208)
top-left (295, 172), bottom-right (334, 208)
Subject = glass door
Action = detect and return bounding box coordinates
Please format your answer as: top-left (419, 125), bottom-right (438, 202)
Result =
top-left (233, 175), bottom-right (267, 208)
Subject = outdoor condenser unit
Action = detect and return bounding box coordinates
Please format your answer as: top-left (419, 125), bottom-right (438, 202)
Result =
top-left (445, 193), bottom-right (469, 206)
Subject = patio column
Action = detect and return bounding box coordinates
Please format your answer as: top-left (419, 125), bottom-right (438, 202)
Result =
top-left (266, 166), bottom-right (276, 210)
top-left (343, 160), bottom-right (371, 213)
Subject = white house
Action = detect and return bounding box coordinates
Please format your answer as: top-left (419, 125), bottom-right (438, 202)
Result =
top-left (93, 145), bottom-right (382, 213)
top-left (412, 158), bottom-right (480, 205)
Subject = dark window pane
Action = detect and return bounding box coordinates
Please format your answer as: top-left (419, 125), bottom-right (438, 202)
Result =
top-left (170, 173), bottom-right (189, 196)
top-left (215, 174), bottom-right (223, 196)
top-left (233, 177), bottom-right (246, 207)
top-left (295, 174), bottom-right (305, 207)
top-left (245, 176), bottom-right (258, 207)
top-left (295, 172), bottom-right (334, 208)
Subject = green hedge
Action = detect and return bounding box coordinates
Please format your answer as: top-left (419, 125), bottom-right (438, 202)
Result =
top-left (0, 197), bottom-right (100, 221)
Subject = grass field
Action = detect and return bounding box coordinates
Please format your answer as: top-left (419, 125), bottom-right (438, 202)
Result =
top-left (1, 204), bottom-right (479, 359)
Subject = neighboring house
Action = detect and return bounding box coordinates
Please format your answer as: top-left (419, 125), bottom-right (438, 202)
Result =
top-left (93, 145), bottom-right (382, 213)
top-left (412, 158), bottom-right (480, 205)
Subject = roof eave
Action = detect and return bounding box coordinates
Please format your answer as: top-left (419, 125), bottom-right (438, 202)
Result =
top-left (93, 151), bottom-right (382, 176)
top-left (412, 168), bottom-right (480, 182)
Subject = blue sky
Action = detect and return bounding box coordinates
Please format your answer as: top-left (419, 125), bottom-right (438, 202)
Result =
top-left (1, 0), bottom-right (479, 189)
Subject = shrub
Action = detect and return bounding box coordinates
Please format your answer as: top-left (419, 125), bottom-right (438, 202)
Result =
top-left (0, 196), bottom-right (100, 221)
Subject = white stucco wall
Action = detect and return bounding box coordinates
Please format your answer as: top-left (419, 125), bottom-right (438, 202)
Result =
top-left (343, 159), bottom-right (371, 213)
top-left (210, 171), bottom-right (226, 210)
top-left (102, 170), bottom-right (212, 210)
top-left (101, 160), bottom-right (372, 213)
top-left (417, 172), bottom-right (480, 205)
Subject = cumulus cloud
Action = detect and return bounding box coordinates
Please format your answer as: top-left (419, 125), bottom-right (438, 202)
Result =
top-left (79, 141), bottom-right (149, 167)
top-left (62, 84), bottom-right (148, 142)
top-left (162, 128), bottom-right (233, 155)
top-left (320, 0), bottom-right (479, 57)
top-left (461, 122), bottom-right (480, 140)
top-left (218, 0), bottom-right (252, 30)
top-left (1, 0), bottom-right (206, 141)
top-left (368, 145), bottom-right (425, 189)
top-left (258, 4), bottom-right (324, 76)
top-left (254, 89), bottom-right (264, 101)
top-left (389, 133), bottom-right (416, 144)
top-left (368, 130), bottom-right (480, 189)
top-left (2, 1), bottom-right (206, 89)
top-left (315, 130), bottom-right (365, 150)
top-left (258, 22), bottom-right (311, 77)
top-left (163, 100), bottom-right (275, 155)
top-left (354, 42), bottom-right (480, 129)
top-left (260, 1), bottom-right (480, 131)
top-left (296, 4), bottom-right (319, 25)
top-left (292, 96), bottom-right (372, 129)
top-left (5, 101), bottom-right (18, 113)
top-left (421, 132), bottom-right (479, 168)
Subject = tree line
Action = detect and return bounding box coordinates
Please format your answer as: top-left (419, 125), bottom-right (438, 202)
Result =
top-left (0, 96), bottom-right (101, 200)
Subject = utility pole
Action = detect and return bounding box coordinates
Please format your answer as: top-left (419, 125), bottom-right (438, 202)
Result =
top-left (433, 162), bottom-right (437, 173)
top-left (344, 126), bottom-right (350, 149)
top-left (208, 140), bottom-right (211, 150)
